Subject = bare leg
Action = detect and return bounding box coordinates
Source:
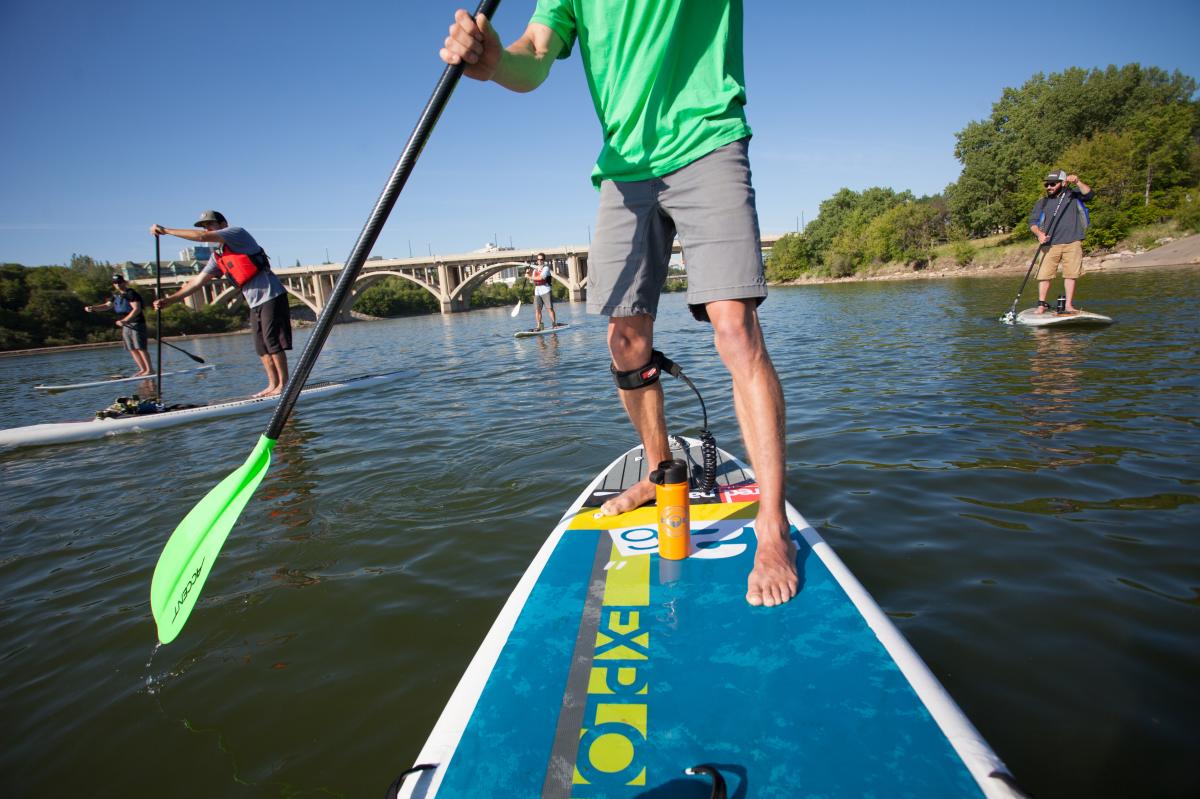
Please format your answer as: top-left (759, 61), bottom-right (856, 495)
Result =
top-left (1063, 277), bottom-right (1079, 312)
top-left (253, 352), bottom-right (288, 397)
top-left (707, 299), bottom-right (797, 608)
top-left (131, 348), bottom-right (152, 375)
top-left (600, 314), bottom-right (669, 516)
top-left (534, 301), bottom-right (543, 330)
top-left (1036, 280), bottom-right (1050, 312)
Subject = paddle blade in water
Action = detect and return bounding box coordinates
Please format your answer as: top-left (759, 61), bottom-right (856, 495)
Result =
top-left (151, 434), bottom-right (276, 644)
top-left (510, 299), bottom-right (522, 317)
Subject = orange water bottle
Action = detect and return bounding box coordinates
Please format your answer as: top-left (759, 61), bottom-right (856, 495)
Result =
top-left (650, 459), bottom-right (690, 560)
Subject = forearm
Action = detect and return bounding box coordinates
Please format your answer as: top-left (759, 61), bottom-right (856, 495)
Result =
top-left (164, 276), bottom-right (208, 304)
top-left (159, 227), bottom-right (210, 242)
top-left (492, 40), bottom-right (555, 93)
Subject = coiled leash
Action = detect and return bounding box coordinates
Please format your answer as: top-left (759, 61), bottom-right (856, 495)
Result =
top-left (611, 350), bottom-right (718, 494)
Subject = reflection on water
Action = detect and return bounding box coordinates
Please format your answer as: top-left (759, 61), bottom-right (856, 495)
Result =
top-left (0, 270), bottom-right (1197, 798)
top-left (1022, 328), bottom-right (1089, 444)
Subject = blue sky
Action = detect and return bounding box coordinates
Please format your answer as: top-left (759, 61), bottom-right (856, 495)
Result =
top-left (2, 0), bottom-right (1198, 268)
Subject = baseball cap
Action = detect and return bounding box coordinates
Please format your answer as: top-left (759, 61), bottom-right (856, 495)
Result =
top-left (111, 273), bottom-right (126, 283)
top-left (194, 210), bottom-right (227, 227)
top-left (1044, 170), bottom-right (1067, 183)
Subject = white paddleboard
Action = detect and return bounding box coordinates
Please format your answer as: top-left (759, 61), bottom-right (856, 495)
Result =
top-left (35, 364), bottom-right (216, 391)
top-left (1015, 308), bottom-right (1113, 327)
top-left (514, 323), bottom-right (570, 338)
top-left (1, 370), bottom-right (407, 450)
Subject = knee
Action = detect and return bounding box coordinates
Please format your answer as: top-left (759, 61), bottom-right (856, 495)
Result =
top-left (608, 323), bottom-right (653, 370)
top-left (712, 316), bottom-right (762, 365)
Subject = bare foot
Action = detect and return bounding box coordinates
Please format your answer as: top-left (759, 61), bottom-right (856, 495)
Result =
top-left (746, 520), bottom-right (799, 607)
top-left (251, 386), bottom-right (279, 398)
top-left (600, 479), bottom-right (656, 516)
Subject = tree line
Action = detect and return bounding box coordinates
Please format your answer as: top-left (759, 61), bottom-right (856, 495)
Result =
top-left (768, 64), bottom-right (1200, 281)
top-left (0, 255), bottom-right (247, 351)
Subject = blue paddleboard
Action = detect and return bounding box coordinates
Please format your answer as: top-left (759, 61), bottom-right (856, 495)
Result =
top-left (393, 438), bottom-right (1023, 798)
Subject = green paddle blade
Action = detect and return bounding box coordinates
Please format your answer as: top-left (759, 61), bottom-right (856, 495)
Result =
top-left (151, 434), bottom-right (277, 644)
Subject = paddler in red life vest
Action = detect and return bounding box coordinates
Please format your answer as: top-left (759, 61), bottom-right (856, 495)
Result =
top-left (529, 252), bottom-right (558, 331)
top-left (150, 211), bottom-right (292, 398)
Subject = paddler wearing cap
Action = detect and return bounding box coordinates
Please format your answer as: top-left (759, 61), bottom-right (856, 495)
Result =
top-left (1028, 170), bottom-right (1094, 314)
top-left (151, 211), bottom-right (292, 398)
top-left (84, 273), bottom-right (152, 376)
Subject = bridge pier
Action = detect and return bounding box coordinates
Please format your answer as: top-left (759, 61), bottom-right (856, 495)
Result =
top-left (567, 254), bottom-right (587, 303)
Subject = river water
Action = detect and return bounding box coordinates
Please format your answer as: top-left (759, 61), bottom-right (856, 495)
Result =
top-left (1, 267), bottom-right (1197, 798)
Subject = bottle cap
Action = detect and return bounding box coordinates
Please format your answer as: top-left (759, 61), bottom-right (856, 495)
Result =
top-left (649, 459), bottom-right (689, 485)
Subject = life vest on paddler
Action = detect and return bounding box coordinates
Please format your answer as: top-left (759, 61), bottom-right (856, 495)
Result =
top-left (214, 247), bottom-right (270, 288)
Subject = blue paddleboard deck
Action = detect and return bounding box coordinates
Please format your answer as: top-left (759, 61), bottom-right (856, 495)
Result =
top-left (398, 439), bottom-right (1020, 798)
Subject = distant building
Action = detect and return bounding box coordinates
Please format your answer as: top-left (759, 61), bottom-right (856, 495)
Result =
top-left (180, 245), bottom-right (212, 262)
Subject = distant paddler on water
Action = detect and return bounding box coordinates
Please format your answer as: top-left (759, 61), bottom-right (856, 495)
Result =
top-left (527, 253), bottom-right (559, 331)
top-left (83, 273), bottom-right (152, 377)
top-left (151, 211), bottom-right (293, 398)
top-left (1029, 171), bottom-right (1094, 314)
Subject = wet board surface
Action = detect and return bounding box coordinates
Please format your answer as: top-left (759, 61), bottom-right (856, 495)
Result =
top-left (1015, 308), bottom-right (1113, 327)
top-left (35, 364), bottom-right (216, 391)
top-left (397, 438), bottom-right (1021, 799)
top-left (514, 323), bottom-right (571, 338)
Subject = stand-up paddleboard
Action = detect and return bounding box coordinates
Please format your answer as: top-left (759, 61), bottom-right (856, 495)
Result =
top-left (1015, 308), bottom-right (1113, 327)
top-left (391, 437), bottom-right (1024, 799)
top-left (34, 364), bottom-right (216, 391)
top-left (514, 323), bottom-right (570, 338)
top-left (0, 370), bottom-right (407, 451)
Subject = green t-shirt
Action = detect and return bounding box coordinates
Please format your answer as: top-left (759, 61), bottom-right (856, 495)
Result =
top-left (531, 0), bottom-right (751, 187)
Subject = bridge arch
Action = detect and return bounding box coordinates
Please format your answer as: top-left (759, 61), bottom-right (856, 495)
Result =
top-left (450, 259), bottom-right (556, 304)
top-left (348, 269), bottom-right (442, 306)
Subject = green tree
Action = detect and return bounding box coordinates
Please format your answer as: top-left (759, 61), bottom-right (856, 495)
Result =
top-left (353, 277), bottom-right (438, 317)
top-left (764, 233), bottom-right (813, 280)
top-left (949, 64), bottom-right (1198, 236)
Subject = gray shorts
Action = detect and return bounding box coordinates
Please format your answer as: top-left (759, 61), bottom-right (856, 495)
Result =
top-left (535, 291), bottom-right (554, 311)
top-left (586, 137), bottom-right (765, 322)
top-left (122, 323), bottom-right (147, 351)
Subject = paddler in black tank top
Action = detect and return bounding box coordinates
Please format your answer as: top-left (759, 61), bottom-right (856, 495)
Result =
top-left (84, 273), bottom-right (152, 376)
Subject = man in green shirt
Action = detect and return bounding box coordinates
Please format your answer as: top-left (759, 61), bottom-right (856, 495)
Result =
top-left (441, 0), bottom-right (796, 608)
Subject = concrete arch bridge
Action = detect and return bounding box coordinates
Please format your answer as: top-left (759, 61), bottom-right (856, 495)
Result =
top-left (133, 235), bottom-right (782, 317)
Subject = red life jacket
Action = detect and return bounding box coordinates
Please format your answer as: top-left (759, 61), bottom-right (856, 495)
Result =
top-left (214, 247), bottom-right (269, 288)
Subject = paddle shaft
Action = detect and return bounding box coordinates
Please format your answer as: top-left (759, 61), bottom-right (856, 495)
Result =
top-left (151, 335), bottom-right (206, 363)
top-left (155, 236), bottom-right (163, 400)
top-left (1006, 190), bottom-right (1070, 315)
top-left (264, 0), bottom-right (501, 441)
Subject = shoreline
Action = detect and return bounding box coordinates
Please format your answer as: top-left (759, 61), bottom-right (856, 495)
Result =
top-left (5, 235), bottom-right (1197, 358)
top-left (776, 233), bottom-right (1200, 286)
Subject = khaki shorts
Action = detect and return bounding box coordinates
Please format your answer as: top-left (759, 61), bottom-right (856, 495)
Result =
top-left (586, 138), bottom-right (766, 322)
top-left (1037, 241), bottom-right (1084, 281)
